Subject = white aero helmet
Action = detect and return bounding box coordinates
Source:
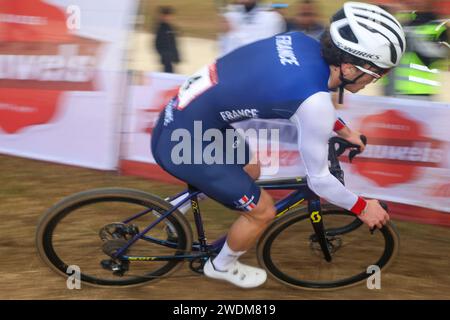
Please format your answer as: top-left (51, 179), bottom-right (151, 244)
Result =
top-left (330, 2), bottom-right (406, 69)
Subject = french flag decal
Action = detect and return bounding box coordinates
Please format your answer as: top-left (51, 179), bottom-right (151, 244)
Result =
top-left (237, 195), bottom-right (256, 211)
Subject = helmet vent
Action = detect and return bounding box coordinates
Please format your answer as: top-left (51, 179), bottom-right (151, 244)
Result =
top-left (354, 14), bottom-right (405, 52)
top-left (331, 8), bottom-right (346, 23)
top-left (358, 22), bottom-right (398, 64)
top-left (351, 6), bottom-right (402, 29)
top-left (339, 25), bottom-right (359, 43)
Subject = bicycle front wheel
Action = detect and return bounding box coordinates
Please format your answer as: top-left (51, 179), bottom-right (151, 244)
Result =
top-left (256, 205), bottom-right (399, 290)
top-left (36, 188), bottom-right (193, 287)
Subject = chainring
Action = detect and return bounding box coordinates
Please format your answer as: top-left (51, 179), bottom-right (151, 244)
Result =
top-left (189, 256), bottom-right (208, 274)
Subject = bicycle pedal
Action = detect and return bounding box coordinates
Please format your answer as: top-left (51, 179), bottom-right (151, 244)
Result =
top-left (189, 256), bottom-right (209, 274)
top-left (100, 258), bottom-right (129, 276)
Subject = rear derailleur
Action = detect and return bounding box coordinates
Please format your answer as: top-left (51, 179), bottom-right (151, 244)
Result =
top-left (99, 223), bottom-right (139, 276)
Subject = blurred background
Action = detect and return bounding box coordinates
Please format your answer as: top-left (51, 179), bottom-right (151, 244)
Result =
top-left (129, 0), bottom-right (450, 102)
top-left (0, 0), bottom-right (449, 299)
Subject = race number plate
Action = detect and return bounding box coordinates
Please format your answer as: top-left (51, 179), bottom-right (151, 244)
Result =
top-left (177, 63), bottom-right (218, 110)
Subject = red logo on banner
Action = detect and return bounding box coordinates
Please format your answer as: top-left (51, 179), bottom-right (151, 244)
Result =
top-left (355, 109), bottom-right (445, 187)
top-left (0, 0), bottom-right (103, 134)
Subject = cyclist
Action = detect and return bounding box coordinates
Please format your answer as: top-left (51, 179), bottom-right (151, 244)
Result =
top-left (151, 2), bottom-right (406, 288)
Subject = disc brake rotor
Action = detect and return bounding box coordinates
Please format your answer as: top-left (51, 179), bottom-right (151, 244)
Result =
top-left (309, 236), bottom-right (343, 256)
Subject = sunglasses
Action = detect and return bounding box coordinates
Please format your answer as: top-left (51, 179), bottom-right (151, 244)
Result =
top-left (297, 12), bottom-right (316, 17)
top-left (354, 65), bottom-right (387, 83)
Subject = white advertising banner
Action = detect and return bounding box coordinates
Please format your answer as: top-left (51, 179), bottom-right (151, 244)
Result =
top-left (122, 72), bottom-right (185, 164)
top-left (339, 95), bottom-right (450, 213)
top-left (122, 73), bottom-right (450, 213)
top-left (0, 0), bottom-right (137, 169)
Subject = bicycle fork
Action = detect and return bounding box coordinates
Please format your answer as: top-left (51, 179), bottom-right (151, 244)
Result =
top-left (308, 197), bottom-right (332, 262)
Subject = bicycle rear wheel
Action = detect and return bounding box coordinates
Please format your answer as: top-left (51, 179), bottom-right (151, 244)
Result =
top-left (36, 188), bottom-right (193, 287)
top-left (256, 205), bottom-right (399, 290)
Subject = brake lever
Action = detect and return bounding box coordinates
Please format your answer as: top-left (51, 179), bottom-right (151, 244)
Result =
top-left (349, 150), bottom-right (360, 163)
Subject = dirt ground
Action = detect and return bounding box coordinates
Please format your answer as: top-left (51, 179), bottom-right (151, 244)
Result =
top-left (1, 154), bottom-right (449, 300)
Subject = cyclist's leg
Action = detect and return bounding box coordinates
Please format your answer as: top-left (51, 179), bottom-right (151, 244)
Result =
top-left (154, 120), bottom-right (271, 234)
top-left (151, 103), bottom-right (209, 213)
top-left (154, 115), bottom-right (261, 214)
top-left (233, 157), bottom-right (267, 254)
top-left (154, 127), bottom-right (271, 244)
top-left (167, 156), bottom-right (260, 215)
top-left (155, 158), bottom-right (271, 287)
top-left (152, 113), bottom-right (270, 287)
top-left (225, 189), bottom-right (275, 252)
top-left (243, 156), bottom-right (261, 180)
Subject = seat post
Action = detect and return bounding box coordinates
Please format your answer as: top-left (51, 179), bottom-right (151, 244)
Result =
top-left (187, 185), bottom-right (208, 251)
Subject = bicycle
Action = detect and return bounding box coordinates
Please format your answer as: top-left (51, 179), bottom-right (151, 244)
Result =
top-left (36, 136), bottom-right (399, 290)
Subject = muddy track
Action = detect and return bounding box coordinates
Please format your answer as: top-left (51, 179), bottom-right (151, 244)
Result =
top-left (1, 155), bottom-right (449, 299)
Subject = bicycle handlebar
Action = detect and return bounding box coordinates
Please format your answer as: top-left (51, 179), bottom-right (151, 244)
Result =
top-left (327, 135), bottom-right (390, 224)
top-left (328, 134), bottom-right (367, 163)
top-left (327, 135), bottom-right (367, 185)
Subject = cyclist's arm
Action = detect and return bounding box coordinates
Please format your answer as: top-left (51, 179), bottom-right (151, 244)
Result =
top-left (333, 117), bottom-right (349, 134)
top-left (333, 118), bottom-right (356, 145)
top-left (330, 91), bottom-right (351, 134)
top-left (290, 92), bottom-right (366, 215)
top-left (330, 98), bottom-right (365, 149)
top-left (333, 115), bottom-right (366, 151)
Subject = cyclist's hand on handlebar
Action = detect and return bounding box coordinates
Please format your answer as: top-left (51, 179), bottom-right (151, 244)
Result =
top-left (358, 199), bottom-right (390, 230)
top-left (342, 130), bottom-right (366, 153)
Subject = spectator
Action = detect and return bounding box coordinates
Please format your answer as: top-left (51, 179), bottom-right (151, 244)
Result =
top-left (218, 0), bottom-right (286, 56)
top-left (289, 0), bottom-right (325, 40)
top-left (154, 6), bottom-right (180, 73)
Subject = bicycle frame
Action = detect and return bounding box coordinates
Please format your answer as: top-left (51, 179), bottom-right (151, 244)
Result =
top-left (112, 136), bottom-right (365, 263)
top-left (112, 177), bottom-right (333, 262)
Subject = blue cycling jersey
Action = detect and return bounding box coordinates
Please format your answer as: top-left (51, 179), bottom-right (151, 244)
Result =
top-left (163, 32), bottom-right (330, 130)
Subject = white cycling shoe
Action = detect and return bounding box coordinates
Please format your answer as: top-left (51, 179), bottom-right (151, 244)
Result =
top-left (203, 258), bottom-right (267, 289)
